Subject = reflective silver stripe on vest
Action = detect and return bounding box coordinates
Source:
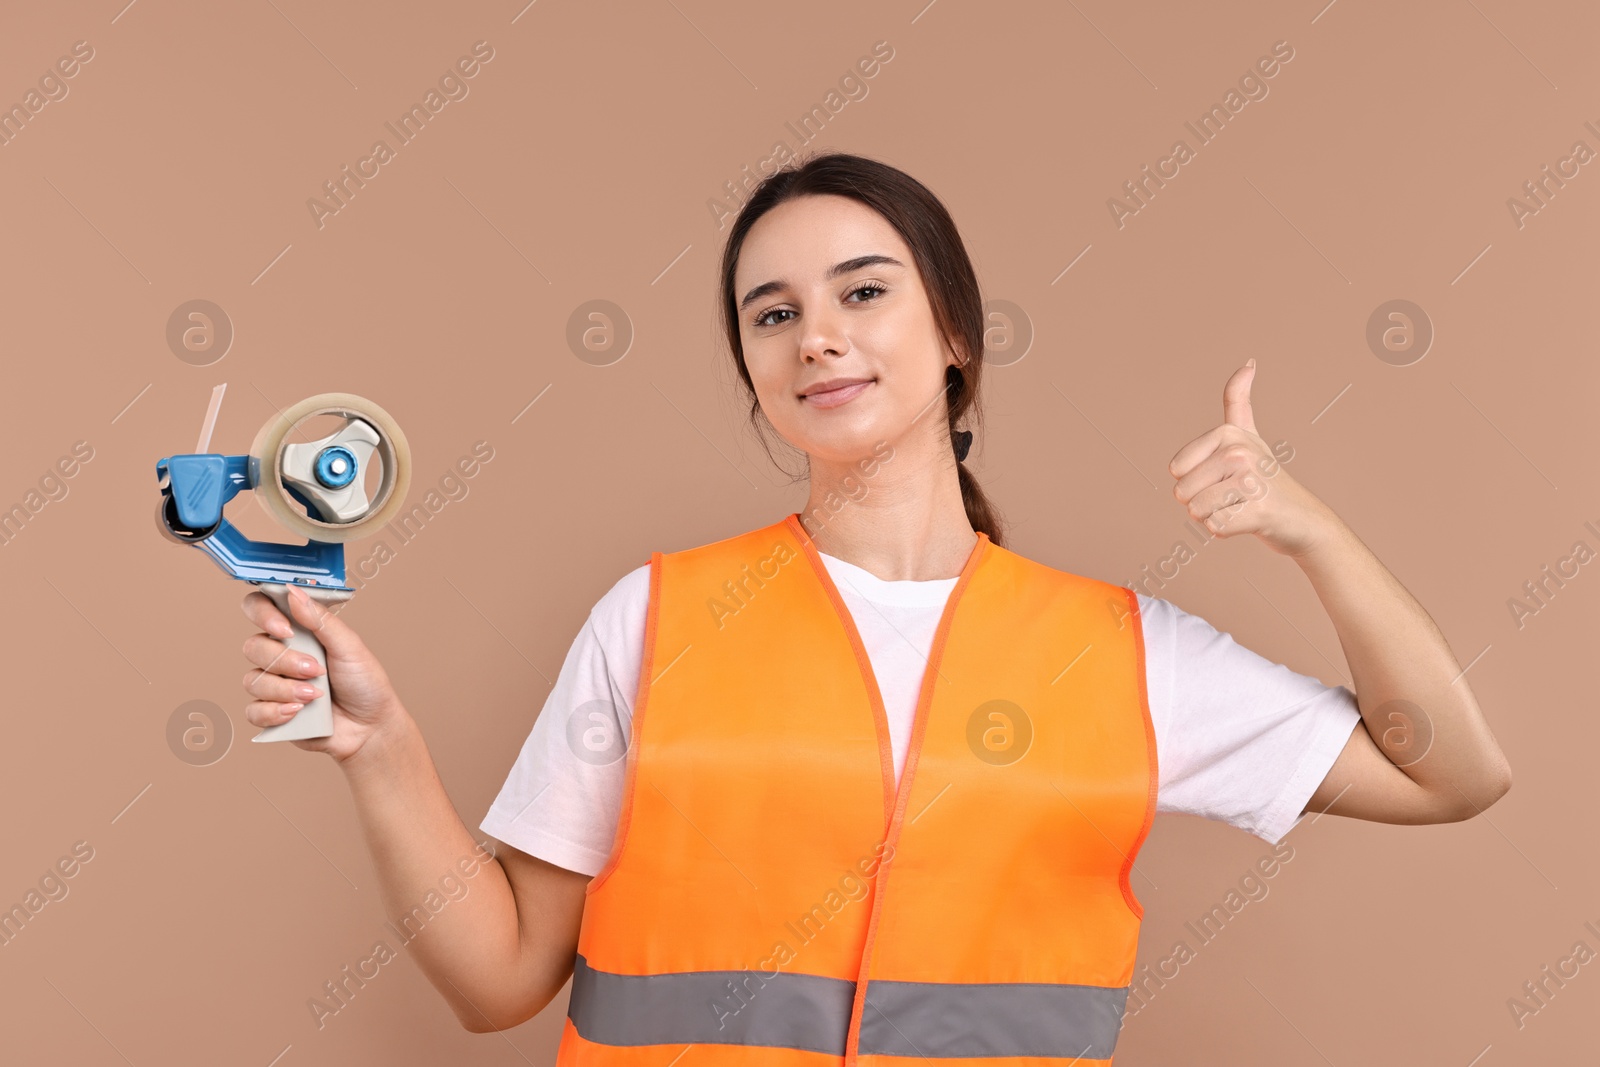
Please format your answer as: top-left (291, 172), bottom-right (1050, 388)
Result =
top-left (859, 978), bottom-right (1127, 1059)
top-left (568, 955), bottom-right (1127, 1058)
top-left (568, 954), bottom-right (854, 1053)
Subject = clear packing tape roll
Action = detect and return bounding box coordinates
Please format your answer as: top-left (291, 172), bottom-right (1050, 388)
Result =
top-left (248, 392), bottom-right (412, 543)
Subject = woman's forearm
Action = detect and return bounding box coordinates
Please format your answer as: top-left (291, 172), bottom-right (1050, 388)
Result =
top-left (1293, 507), bottom-right (1513, 811)
top-left (337, 708), bottom-right (527, 1030)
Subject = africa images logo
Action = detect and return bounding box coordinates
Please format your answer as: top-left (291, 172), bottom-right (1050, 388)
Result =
top-left (306, 41), bottom-right (496, 230)
top-left (1106, 40), bottom-right (1296, 229)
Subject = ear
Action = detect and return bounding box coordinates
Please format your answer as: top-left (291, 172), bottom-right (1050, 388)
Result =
top-left (947, 336), bottom-right (971, 369)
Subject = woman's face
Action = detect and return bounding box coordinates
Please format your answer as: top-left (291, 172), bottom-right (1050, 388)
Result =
top-left (734, 194), bottom-right (964, 465)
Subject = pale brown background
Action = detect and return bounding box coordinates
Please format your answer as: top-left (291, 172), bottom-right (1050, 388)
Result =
top-left (1, 0), bottom-right (1595, 1063)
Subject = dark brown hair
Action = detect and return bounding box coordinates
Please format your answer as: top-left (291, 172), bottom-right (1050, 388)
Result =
top-left (716, 150), bottom-right (1007, 548)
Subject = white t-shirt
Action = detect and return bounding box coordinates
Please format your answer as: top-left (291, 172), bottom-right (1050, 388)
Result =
top-left (480, 552), bottom-right (1362, 876)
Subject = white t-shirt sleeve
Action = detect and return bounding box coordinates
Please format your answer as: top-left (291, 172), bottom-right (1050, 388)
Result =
top-left (478, 564), bottom-right (650, 877)
top-left (1139, 592), bottom-right (1362, 846)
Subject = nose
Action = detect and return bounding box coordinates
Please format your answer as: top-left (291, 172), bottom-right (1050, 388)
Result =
top-left (798, 301), bottom-right (850, 363)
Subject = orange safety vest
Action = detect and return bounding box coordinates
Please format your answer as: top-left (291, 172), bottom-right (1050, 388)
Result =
top-left (557, 513), bottom-right (1157, 1066)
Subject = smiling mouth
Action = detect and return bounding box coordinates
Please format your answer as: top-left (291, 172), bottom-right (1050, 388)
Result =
top-left (801, 379), bottom-right (874, 409)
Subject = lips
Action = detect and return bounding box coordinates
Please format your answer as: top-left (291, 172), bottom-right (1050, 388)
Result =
top-left (802, 377), bottom-right (874, 398)
top-left (801, 378), bottom-right (874, 409)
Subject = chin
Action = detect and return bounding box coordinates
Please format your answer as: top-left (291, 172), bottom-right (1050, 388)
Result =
top-left (795, 428), bottom-right (896, 467)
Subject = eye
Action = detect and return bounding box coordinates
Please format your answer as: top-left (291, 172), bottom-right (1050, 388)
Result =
top-left (750, 281), bottom-right (890, 329)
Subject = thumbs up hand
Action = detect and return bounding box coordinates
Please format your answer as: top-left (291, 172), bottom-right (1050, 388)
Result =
top-left (1166, 360), bottom-right (1335, 559)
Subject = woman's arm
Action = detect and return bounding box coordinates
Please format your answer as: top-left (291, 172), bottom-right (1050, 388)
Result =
top-left (339, 712), bottom-right (589, 1031)
top-left (1167, 360), bottom-right (1512, 827)
top-left (1288, 508), bottom-right (1511, 822)
top-left (241, 588), bottom-right (588, 1032)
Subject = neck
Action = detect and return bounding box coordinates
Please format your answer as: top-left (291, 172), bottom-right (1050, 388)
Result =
top-left (797, 437), bottom-right (977, 582)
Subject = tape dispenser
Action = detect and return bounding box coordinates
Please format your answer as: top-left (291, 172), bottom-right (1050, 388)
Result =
top-left (156, 385), bottom-right (411, 742)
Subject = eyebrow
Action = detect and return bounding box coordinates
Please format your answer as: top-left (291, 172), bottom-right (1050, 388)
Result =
top-left (738, 254), bottom-right (906, 312)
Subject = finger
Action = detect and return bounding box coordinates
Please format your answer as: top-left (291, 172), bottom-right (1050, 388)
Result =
top-left (242, 667), bottom-right (324, 704)
top-left (284, 586), bottom-right (364, 659)
top-left (1172, 442), bottom-right (1259, 504)
top-left (1204, 498), bottom-right (1250, 534)
top-left (241, 632), bottom-right (326, 678)
top-left (242, 590), bottom-right (293, 640)
top-left (1188, 479), bottom-right (1258, 529)
top-left (1223, 360), bottom-right (1257, 435)
top-left (1168, 424), bottom-right (1228, 480)
top-left (244, 699), bottom-right (306, 728)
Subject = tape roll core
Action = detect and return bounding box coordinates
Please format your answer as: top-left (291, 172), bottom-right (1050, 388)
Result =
top-left (248, 392), bottom-right (412, 544)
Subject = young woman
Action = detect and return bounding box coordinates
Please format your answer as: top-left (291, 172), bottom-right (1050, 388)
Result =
top-left (239, 152), bottom-right (1512, 1063)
